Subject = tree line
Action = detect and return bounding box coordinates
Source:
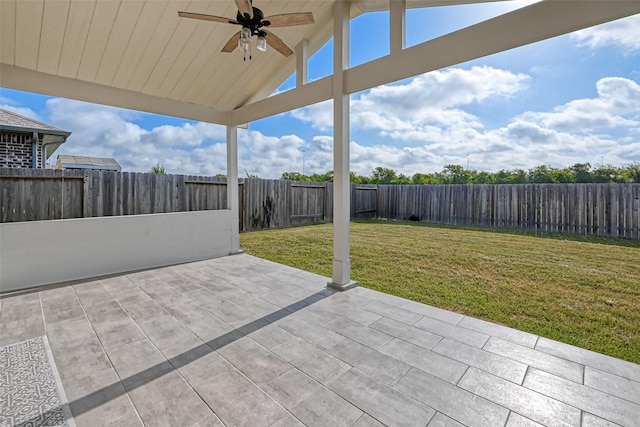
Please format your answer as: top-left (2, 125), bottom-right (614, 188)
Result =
top-left (280, 163), bottom-right (640, 184)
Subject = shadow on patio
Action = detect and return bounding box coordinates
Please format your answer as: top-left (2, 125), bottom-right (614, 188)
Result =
top-left (1, 254), bottom-right (639, 427)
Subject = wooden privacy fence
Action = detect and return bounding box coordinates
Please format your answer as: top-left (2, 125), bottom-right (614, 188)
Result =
top-left (241, 179), bottom-right (332, 231)
top-left (0, 168), bottom-right (231, 221)
top-left (1, 169), bottom-right (639, 239)
top-left (372, 184), bottom-right (640, 239)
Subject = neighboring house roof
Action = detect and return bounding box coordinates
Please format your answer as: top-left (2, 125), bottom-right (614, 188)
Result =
top-left (0, 108), bottom-right (71, 164)
top-left (56, 155), bottom-right (121, 171)
top-left (0, 108), bottom-right (71, 138)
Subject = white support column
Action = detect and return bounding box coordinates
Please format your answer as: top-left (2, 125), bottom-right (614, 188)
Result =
top-left (226, 126), bottom-right (242, 254)
top-left (296, 39), bottom-right (309, 88)
top-left (390, 0), bottom-right (406, 55)
top-left (329, 0), bottom-right (357, 291)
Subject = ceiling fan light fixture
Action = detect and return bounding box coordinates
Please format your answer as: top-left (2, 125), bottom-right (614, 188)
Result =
top-left (257, 34), bottom-right (267, 52)
top-left (240, 27), bottom-right (252, 43)
top-left (238, 38), bottom-right (249, 52)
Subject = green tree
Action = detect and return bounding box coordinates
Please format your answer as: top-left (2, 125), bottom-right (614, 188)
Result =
top-left (244, 168), bottom-right (259, 179)
top-left (411, 173), bottom-right (438, 184)
top-left (371, 167), bottom-right (398, 184)
top-left (549, 167), bottom-right (573, 183)
top-left (592, 165), bottom-right (624, 183)
top-left (473, 171), bottom-right (495, 184)
top-left (150, 164), bottom-right (166, 174)
top-left (350, 171), bottom-right (370, 184)
top-left (622, 162), bottom-right (640, 183)
top-left (281, 172), bottom-right (310, 181)
top-left (441, 165), bottom-right (471, 184)
top-left (570, 163), bottom-right (592, 183)
top-left (311, 171), bottom-right (334, 182)
top-left (529, 165), bottom-right (555, 183)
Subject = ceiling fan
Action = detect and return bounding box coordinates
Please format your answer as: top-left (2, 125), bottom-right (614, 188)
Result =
top-left (178, 0), bottom-right (314, 60)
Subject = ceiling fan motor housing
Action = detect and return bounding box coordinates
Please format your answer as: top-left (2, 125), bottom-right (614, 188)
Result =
top-left (237, 6), bottom-right (267, 35)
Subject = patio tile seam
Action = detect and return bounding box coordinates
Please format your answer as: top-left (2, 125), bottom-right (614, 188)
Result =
top-left (208, 347), bottom-right (303, 426)
top-left (457, 367), bottom-right (583, 426)
top-left (175, 273), bottom-right (304, 327)
top-left (283, 306), bottom-right (534, 389)
top-left (534, 337), bottom-right (640, 382)
top-left (504, 411), bottom-right (539, 427)
top-left (532, 343), bottom-right (639, 380)
top-left (521, 372), bottom-right (640, 425)
top-left (392, 367), bottom-right (508, 426)
top-left (432, 315), bottom-right (540, 349)
top-left (97, 278), bottom-right (166, 350)
top-left (137, 274), bottom-right (240, 336)
top-left (103, 276), bottom-right (280, 426)
top-left (583, 367), bottom-right (640, 406)
top-left (122, 272), bottom-right (346, 425)
top-left (521, 367), bottom-right (640, 420)
top-left (66, 285), bottom-right (144, 425)
top-left (324, 366), bottom-right (439, 426)
top-left (260, 360), bottom-right (370, 426)
top-left (481, 337), bottom-right (586, 385)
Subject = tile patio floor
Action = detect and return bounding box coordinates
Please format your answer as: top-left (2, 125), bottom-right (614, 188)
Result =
top-left (1, 254), bottom-right (639, 427)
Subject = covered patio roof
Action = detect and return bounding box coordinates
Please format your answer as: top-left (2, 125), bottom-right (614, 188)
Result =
top-left (1, 0), bottom-right (638, 126)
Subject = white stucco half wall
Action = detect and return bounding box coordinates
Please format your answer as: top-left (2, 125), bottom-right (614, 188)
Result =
top-left (0, 210), bottom-right (233, 292)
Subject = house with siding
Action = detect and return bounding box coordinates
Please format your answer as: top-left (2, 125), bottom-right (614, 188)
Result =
top-left (0, 108), bottom-right (71, 169)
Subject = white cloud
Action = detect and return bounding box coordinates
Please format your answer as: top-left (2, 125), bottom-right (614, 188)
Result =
top-left (519, 77), bottom-right (640, 132)
top-left (238, 131), bottom-right (306, 177)
top-left (571, 14), bottom-right (640, 52)
top-left (0, 104), bottom-right (42, 121)
top-left (296, 75), bottom-right (639, 177)
top-left (44, 98), bottom-right (228, 173)
top-left (290, 66), bottom-right (530, 135)
top-left (289, 101), bottom-right (333, 131)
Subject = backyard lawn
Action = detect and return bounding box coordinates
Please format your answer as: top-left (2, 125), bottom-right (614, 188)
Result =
top-left (241, 220), bottom-right (640, 364)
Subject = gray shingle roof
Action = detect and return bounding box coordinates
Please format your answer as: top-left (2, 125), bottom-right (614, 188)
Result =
top-left (56, 155), bottom-right (121, 171)
top-left (0, 108), bottom-right (71, 137)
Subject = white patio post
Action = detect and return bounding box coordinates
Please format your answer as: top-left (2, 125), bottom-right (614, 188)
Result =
top-left (227, 125), bottom-right (242, 254)
top-left (390, 0), bottom-right (406, 55)
top-left (328, 0), bottom-right (357, 290)
top-left (296, 39), bottom-right (309, 88)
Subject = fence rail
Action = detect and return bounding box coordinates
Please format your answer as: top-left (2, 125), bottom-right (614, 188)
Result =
top-left (1, 169), bottom-right (638, 239)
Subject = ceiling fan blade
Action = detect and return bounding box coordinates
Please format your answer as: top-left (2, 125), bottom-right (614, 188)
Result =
top-left (263, 12), bottom-right (314, 28)
top-left (178, 11), bottom-right (238, 24)
top-left (235, 0), bottom-right (253, 19)
top-left (222, 32), bottom-right (242, 53)
top-left (264, 30), bottom-right (294, 57)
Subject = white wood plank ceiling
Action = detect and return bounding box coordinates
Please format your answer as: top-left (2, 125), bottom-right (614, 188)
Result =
top-left (1, 1), bottom-right (639, 126)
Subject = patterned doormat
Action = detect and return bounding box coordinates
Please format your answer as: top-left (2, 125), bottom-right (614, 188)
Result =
top-left (0, 336), bottom-right (74, 427)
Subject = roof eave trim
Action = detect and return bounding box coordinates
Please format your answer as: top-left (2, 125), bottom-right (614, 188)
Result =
top-left (0, 125), bottom-right (72, 138)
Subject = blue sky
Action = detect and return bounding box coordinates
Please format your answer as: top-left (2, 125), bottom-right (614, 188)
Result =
top-left (1, 1), bottom-right (639, 178)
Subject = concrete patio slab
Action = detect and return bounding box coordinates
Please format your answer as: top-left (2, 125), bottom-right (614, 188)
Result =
top-left (1, 253), bottom-right (639, 427)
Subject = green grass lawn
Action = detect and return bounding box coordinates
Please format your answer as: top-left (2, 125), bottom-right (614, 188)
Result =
top-left (241, 220), bottom-right (640, 364)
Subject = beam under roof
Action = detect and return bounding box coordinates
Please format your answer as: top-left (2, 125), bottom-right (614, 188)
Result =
top-left (1, 64), bottom-right (231, 125)
top-left (346, 0), bottom-right (640, 95)
top-left (231, 0), bottom-right (640, 126)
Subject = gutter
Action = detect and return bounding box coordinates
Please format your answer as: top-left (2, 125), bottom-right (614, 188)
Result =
top-left (41, 134), bottom-right (69, 168)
